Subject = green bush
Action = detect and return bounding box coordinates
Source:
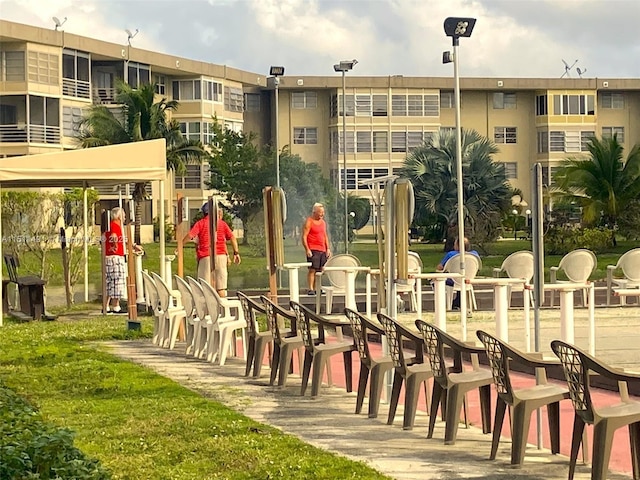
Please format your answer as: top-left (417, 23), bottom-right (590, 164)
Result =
top-left (0, 384), bottom-right (110, 480)
top-left (545, 226), bottom-right (612, 255)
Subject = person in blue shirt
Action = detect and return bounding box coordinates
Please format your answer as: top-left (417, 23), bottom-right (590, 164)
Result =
top-left (436, 237), bottom-right (480, 309)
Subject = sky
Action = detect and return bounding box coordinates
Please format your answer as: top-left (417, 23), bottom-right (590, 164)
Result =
top-left (1, 0), bottom-right (639, 79)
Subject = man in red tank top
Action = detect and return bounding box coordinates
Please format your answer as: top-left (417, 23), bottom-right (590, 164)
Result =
top-left (302, 202), bottom-right (331, 295)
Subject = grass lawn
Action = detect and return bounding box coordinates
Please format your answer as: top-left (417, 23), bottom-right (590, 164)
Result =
top-left (0, 315), bottom-right (389, 479)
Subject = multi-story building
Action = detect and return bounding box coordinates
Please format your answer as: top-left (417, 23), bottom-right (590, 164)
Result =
top-left (2, 19), bottom-right (639, 238)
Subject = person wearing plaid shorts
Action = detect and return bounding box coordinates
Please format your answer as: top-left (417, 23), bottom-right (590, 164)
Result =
top-left (105, 207), bottom-right (127, 313)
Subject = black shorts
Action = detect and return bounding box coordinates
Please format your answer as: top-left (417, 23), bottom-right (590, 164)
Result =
top-left (307, 250), bottom-right (328, 271)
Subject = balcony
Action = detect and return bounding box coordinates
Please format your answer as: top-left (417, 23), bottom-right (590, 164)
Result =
top-left (0, 124), bottom-right (60, 144)
top-left (92, 87), bottom-right (118, 105)
top-left (62, 78), bottom-right (91, 100)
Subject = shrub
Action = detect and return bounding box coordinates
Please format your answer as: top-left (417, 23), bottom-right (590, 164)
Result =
top-left (545, 226), bottom-right (612, 255)
top-left (0, 384), bottom-right (110, 480)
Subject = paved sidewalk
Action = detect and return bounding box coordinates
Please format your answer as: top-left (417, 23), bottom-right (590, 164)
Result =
top-left (103, 340), bottom-right (632, 480)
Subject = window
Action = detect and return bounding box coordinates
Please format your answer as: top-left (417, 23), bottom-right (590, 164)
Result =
top-left (1, 51), bottom-right (25, 81)
top-left (440, 91), bottom-right (455, 108)
top-left (61, 49), bottom-right (90, 98)
top-left (391, 95), bottom-right (407, 116)
top-left (553, 94), bottom-right (595, 115)
top-left (502, 162), bottom-right (517, 179)
top-left (62, 106), bottom-right (83, 137)
top-left (535, 95), bottom-right (548, 115)
top-left (357, 168), bottom-right (372, 189)
top-left (537, 131), bottom-right (548, 153)
top-left (372, 95), bottom-right (387, 116)
top-left (293, 127), bottom-right (318, 145)
top-left (356, 131), bottom-right (371, 152)
top-left (127, 62), bottom-right (150, 88)
top-left (224, 86), bottom-right (244, 112)
top-left (27, 51), bottom-right (58, 85)
top-left (28, 95), bottom-right (60, 143)
top-left (244, 93), bottom-right (260, 112)
top-left (494, 127), bottom-right (517, 144)
top-left (179, 121), bottom-right (201, 142)
top-left (203, 80), bottom-right (222, 102)
top-left (154, 75), bottom-right (166, 95)
top-left (338, 94), bottom-right (355, 116)
top-left (602, 126), bottom-right (624, 143)
top-left (407, 95), bottom-right (422, 116)
top-left (423, 95), bottom-right (439, 116)
top-left (172, 80), bottom-right (201, 100)
top-left (355, 95), bottom-right (371, 116)
top-left (391, 131), bottom-right (406, 152)
top-left (338, 131), bottom-right (355, 153)
top-left (600, 92), bottom-right (624, 109)
top-left (440, 126), bottom-right (456, 136)
top-left (407, 132), bottom-right (424, 152)
top-left (493, 92), bottom-right (516, 109)
top-left (175, 164), bottom-right (207, 189)
top-left (565, 131), bottom-right (581, 152)
top-left (581, 131), bottom-right (594, 151)
top-left (291, 91), bottom-right (317, 109)
top-left (372, 131), bottom-right (388, 152)
top-left (549, 131), bottom-right (565, 152)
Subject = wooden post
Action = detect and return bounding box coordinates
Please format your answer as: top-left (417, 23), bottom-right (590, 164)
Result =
top-left (125, 221), bottom-right (139, 328)
top-left (101, 209), bottom-right (109, 315)
top-left (208, 197), bottom-right (216, 290)
top-left (176, 193), bottom-right (185, 278)
top-left (263, 187), bottom-right (278, 301)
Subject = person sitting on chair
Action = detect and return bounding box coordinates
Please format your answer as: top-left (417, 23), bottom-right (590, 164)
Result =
top-left (436, 237), bottom-right (480, 310)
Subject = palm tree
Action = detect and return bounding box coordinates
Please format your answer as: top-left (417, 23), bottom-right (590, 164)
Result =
top-left (553, 135), bottom-right (640, 236)
top-left (76, 80), bottom-right (209, 242)
top-left (400, 129), bottom-right (511, 247)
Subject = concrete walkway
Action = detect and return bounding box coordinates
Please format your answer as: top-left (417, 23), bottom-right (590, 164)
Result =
top-left (103, 340), bottom-right (633, 480)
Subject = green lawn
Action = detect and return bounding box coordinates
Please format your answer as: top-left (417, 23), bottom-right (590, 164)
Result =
top-left (0, 316), bottom-right (389, 480)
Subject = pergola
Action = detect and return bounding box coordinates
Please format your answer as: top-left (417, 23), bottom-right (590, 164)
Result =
top-left (0, 139), bottom-right (167, 325)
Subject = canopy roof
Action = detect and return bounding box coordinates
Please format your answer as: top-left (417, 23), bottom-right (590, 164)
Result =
top-left (0, 139), bottom-right (166, 187)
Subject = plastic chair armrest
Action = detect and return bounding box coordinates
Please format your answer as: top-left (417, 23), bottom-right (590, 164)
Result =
top-left (492, 268), bottom-right (502, 278)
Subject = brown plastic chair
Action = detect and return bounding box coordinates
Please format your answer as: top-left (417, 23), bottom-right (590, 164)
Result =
top-left (377, 312), bottom-right (433, 430)
top-left (344, 308), bottom-right (394, 418)
top-left (415, 320), bottom-right (492, 444)
top-left (237, 291), bottom-right (270, 378)
top-left (476, 330), bottom-right (570, 466)
top-left (551, 340), bottom-right (640, 480)
top-left (289, 301), bottom-right (355, 398)
top-left (260, 296), bottom-right (303, 387)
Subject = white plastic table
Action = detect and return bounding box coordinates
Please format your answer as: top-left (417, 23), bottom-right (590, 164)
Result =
top-left (411, 272), bottom-right (463, 331)
top-left (543, 282), bottom-right (595, 354)
top-left (280, 262), bottom-right (311, 303)
top-left (318, 265), bottom-right (372, 318)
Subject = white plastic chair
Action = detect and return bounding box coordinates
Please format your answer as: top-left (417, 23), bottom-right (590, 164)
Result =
top-left (396, 251), bottom-right (423, 312)
top-left (316, 254), bottom-right (361, 314)
top-left (151, 271), bottom-right (186, 349)
top-left (443, 253), bottom-right (482, 311)
top-left (492, 250), bottom-right (534, 307)
top-left (606, 248), bottom-right (640, 306)
top-left (199, 278), bottom-right (247, 366)
top-left (186, 276), bottom-right (210, 360)
top-left (173, 275), bottom-right (198, 353)
top-left (549, 249), bottom-right (596, 307)
top-left (141, 271), bottom-right (162, 346)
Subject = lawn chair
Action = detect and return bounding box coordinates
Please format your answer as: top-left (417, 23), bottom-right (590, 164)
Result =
top-left (476, 330), bottom-right (570, 466)
top-left (415, 320), bottom-right (492, 444)
top-left (551, 340), bottom-right (640, 480)
top-left (151, 272), bottom-right (185, 349)
top-left (443, 253), bottom-right (482, 311)
top-left (173, 275), bottom-right (198, 352)
top-left (549, 249), bottom-right (596, 307)
top-left (396, 251), bottom-right (423, 312)
top-left (186, 276), bottom-right (210, 360)
top-left (344, 308), bottom-right (394, 418)
top-left (237, 291), bottom-right (271, 378)
top-left (141, 271), bottom-right (162, 346)
top-left (316, 253), bottom-right (361, 314)
top-left (492, 250), bottom-right (534, 307)
top-left (606, 248), bottom-right (640, 306)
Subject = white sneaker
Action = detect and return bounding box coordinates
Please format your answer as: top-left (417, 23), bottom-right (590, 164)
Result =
top-left (112, 305), bottom-right (122, 313)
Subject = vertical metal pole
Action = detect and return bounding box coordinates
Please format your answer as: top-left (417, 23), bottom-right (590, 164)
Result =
top-left (453, 38), bottom-right (467, 340)
top-left (342, 70), bottom-right (349, 254)
top-left (275, 80), bottom-right (280, 189)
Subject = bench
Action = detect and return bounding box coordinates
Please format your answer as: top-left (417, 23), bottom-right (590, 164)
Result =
top-left (3, 254), bottom-right (46, 320)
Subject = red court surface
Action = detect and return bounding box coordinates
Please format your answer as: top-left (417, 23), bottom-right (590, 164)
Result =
top-left (253, 337), bottom-right (635, 477)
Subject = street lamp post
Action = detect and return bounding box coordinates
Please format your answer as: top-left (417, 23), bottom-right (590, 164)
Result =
top-left (270, 66), bottom-right (285, 189)
top-left (334, 59), bottom-right (358, 254)
top-left (443, 17), bottom-right (476, 340)
top-left (512, 209), bottom-right (519, 240)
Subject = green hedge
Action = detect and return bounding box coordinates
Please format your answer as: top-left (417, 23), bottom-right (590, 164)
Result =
top-left (0, 383), bottom-right (110, 480)
top-left (545, 226), bottom-right (612, 255)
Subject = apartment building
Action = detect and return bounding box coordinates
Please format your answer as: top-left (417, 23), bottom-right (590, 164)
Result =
top-left (1, 19), bottom-right (639, 236)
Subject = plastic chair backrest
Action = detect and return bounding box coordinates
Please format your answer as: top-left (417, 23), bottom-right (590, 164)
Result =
top-left (199, 278), bottom-right (221, 324)
top-left (501, 251), bottom-right (534, 282)
top-left (414, 320), bottom-right (447, 383)
top-left (187, 276), bottom-right (208, 320)
top-left (344, 308), bottom-right (371, 361)
top-left (443, 253), bottom-right (482, 287)
top-left (3, 254), bottom-right (19, 283)
top-left (141, 271), bottom-right (159, 312)
top-left (323, 254), bottom-right (361, 289)
top-left (476, 330), bottom-right (514, 405)
top-left (259, 296), bottom-right (280, 339)
top-left (289, 301), bottom-right (313, 349)
top-left (550, 340), bottom-right (595, 424)
top-left (377, 312), bottom-right (407, 370)
top-left (408, 251), bottom-right (423, 273)
top-left (151, 271), bottom-right (173, 312)
top-left (617, 248), bottom-right (640, 282)
top-left (174, 275), bottom-right (195, 319)
top-left (237, 291), bottom-right (257, 337)
top-left (558, 249), bottom-right (596, 282)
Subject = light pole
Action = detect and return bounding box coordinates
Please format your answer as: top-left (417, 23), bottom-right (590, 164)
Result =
top-left (443, 17), bottom-right (476, 340)
top-left (512, 209), bottom-right (519, 240)
top-left (334, 59), bottom-right (358, 253)
top-left (270, 66), bottom-right (285, 188)
top-left (526, 209), bottom-right (532, 239)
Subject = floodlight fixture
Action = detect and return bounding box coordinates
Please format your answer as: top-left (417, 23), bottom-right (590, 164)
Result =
top-left (53, 16), bottom-right (67, 30)
top-left (334, 59), bottom-right (358, 73)
top-left (443, 17), bottom-right (476, 42)
top-left (442, 51), bottom-right (453, 64)
top-left (269, 66), bottom-right (285, 77)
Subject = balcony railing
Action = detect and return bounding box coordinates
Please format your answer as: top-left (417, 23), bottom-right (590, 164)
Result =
top-left (92, 87), bottom-right (117, 104)
top-left (0, 124), bottom-right (60, 144)
top-left (62, 78), bottom-right (91, 99)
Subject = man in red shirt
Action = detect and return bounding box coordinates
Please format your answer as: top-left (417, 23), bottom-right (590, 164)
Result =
top-left (302, 202), bottom-right (331, 295)
top-left (183, 203), bottom-right (241, 297)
